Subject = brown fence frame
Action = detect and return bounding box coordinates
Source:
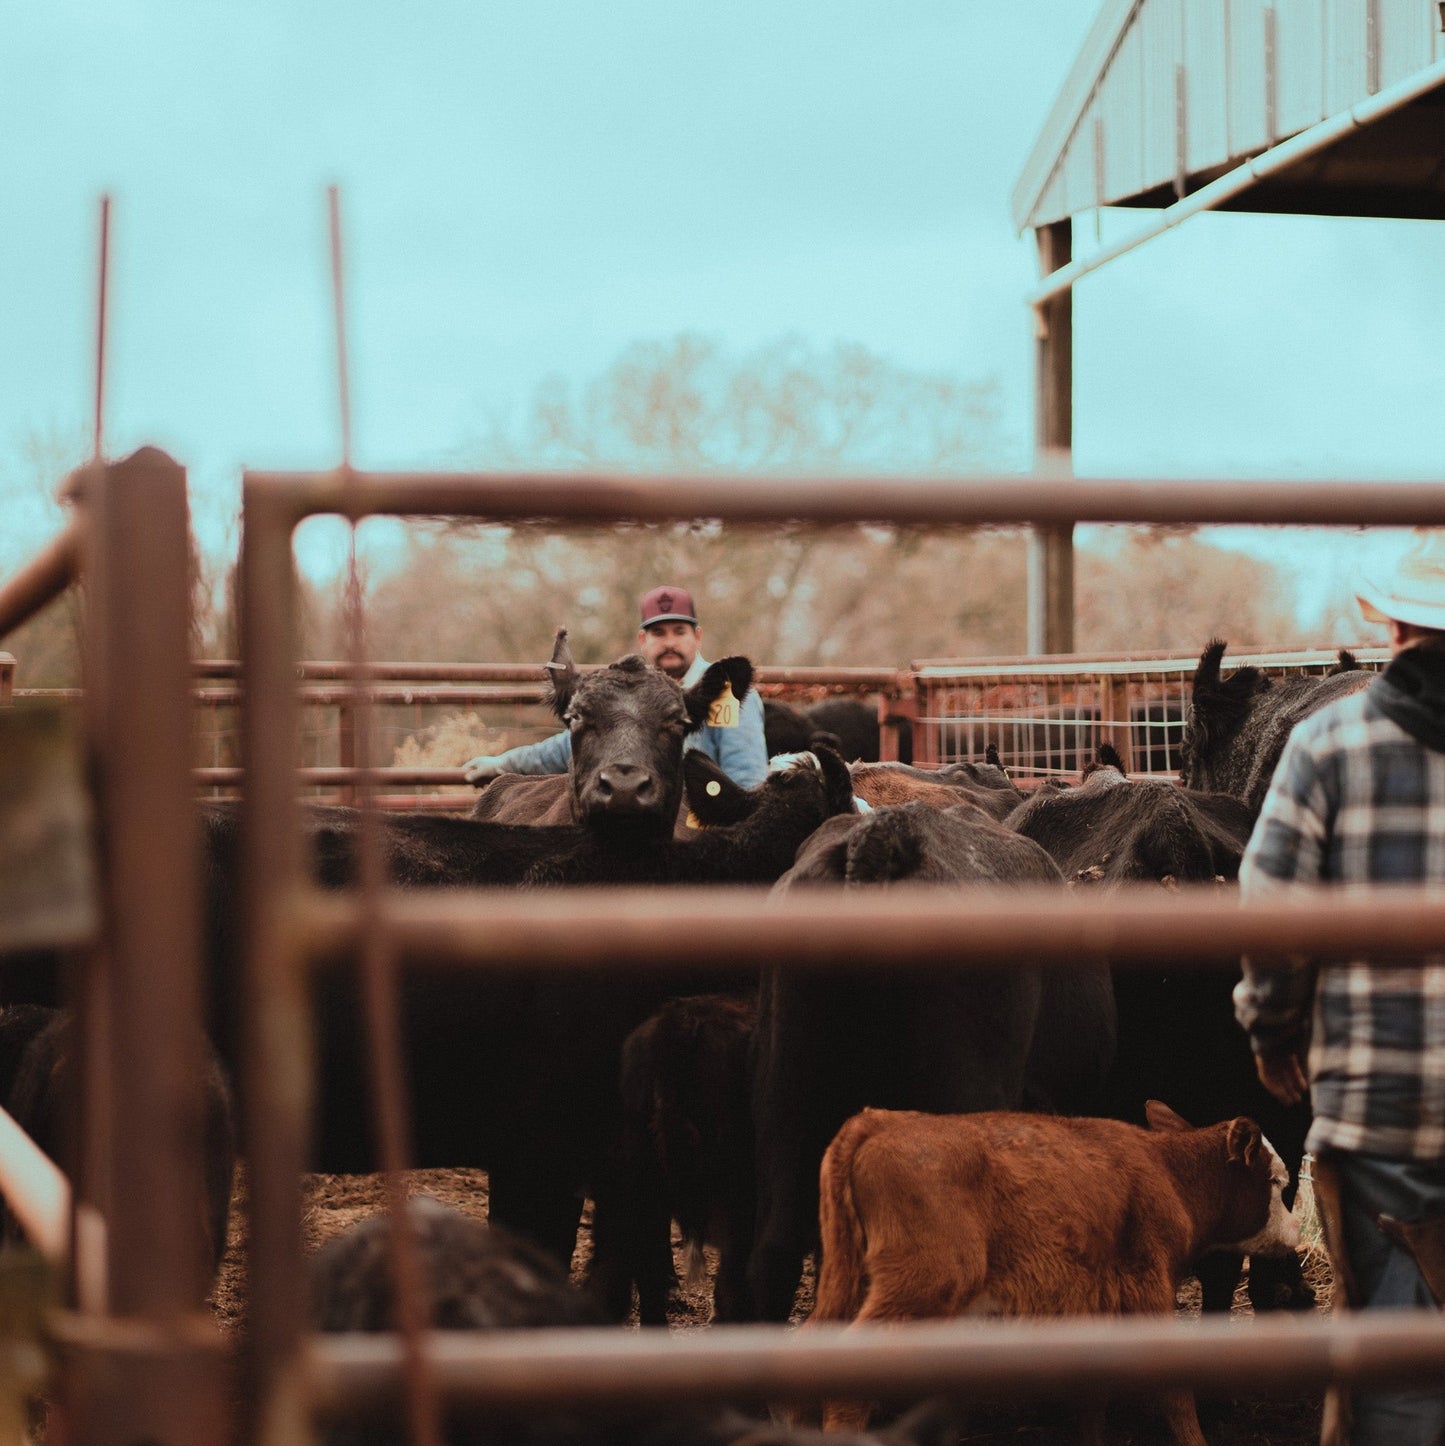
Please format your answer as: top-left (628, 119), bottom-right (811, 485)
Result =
top-left (235, 468), bottom-right (1445, 1442)
top-left (6, 460), bottom-right (1445, 1444)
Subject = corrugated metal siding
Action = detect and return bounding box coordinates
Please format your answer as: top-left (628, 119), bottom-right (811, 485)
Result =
top-left (1139, 0), bottom-right (1181, 192)
top-left (1183, 1), bottom-right (1232, 173)
top-left (1015, 0), bottom-right (1442, 232)
top-left (1327, 0), bottom-right (1370, 110)
top-left (1275, 0), bottom-right (1331, 137)
top-left (1227, 0), bottom-right (1271, 153)
top-left (1102, 23), bottom-right (1148, 202)
top-left (1381, 0), bottom-right (1438, 85)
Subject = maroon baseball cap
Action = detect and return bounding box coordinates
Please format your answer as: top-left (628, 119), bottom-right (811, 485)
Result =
top-left (638, 585), bottom-right (698, 628)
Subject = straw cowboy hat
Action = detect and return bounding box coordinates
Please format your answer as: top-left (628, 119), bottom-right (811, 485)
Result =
top-left (1357, 530), bottom-right (1445, 630)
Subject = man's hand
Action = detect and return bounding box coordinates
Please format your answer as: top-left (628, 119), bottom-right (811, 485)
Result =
top-left (463, 755), bottom-right (506, 785)
top-left (1254, 1051), bottom-right (1309, 1107)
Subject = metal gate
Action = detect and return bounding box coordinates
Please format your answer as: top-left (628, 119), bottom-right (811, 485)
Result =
top-left (3, 456), bottom-right (1445, 1445)
top-left (912, 647), bottom-right (1390, 778)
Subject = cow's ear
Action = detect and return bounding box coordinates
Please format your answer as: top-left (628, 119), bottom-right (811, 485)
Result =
top-left (1225, 1117), bottom-right (1263, 1165)
top-left (1193, 638), bottom-right (1228, 698)
top-left (683, 750), bottom-right (753, 827)
top-left (1144, 1099), bottom-right (1192, 1134)
top-left (813, 743), bottom-right (857, 818)
top-left (683, 656), bottom-right (754, 734)
top-left (543, 628), bottom-right (579, 720)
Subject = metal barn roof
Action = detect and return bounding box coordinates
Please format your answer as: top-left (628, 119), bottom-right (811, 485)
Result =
top-left (1013, 0), bottom-right (1445, 233)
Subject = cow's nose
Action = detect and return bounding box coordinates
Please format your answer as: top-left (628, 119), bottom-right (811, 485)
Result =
top-left (595, 764), bottom-right (657, 812)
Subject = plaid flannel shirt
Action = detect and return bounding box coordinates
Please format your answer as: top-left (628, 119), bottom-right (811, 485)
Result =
top-left (1235, 679), bottom-right (1445, 1161)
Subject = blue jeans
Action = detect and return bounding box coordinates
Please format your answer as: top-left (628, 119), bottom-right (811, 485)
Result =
top-left (1331, 1151), bottom-right (1445, 1446)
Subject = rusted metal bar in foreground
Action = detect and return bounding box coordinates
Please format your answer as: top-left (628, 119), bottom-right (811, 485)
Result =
top-left (300, 883), bottom-right (1445, 973)
top-left (245, 469), bottom-right (1445, 530)
top-left (307, 1313), bottom-right (1445, 1416)
top-left (237, 479), bottom-right (312, 1446)
top-left (196, 767), bottom-right (482, 787)
top-left (0, 519), bottom-right (80, 641)
top-left (73, 449), bottom-right (222, 1444)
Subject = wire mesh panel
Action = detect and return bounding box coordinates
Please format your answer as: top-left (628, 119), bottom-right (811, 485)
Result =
top-left (914, 647), bottom-right (1390, 779)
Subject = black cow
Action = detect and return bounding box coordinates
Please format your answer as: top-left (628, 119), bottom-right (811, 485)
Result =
top-left (763, 700), bottom-right (817, 756)
top-left (311, 1198), bottom-right (956, 1446)
top-left (1004, 746), bottom-right (1314, 1313)
top-left (803, 699), bottom-right (880, 763)
top-left (0, 1005), bottom-right (236, 1297)
top-left (593, 992), bottom-right (758, 1324)
top-left (198, 731), bottom-right (855, 1283)
top-left (1179, 638), bottom-right (1371, 811)
top-left (746, 801), bottom-right (1115, 1322)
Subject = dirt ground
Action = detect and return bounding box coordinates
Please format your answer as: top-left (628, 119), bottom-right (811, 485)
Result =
top-left (207, 1165), bottom-right (1334, 1445)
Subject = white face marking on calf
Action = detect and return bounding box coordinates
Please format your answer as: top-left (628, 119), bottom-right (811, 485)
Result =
top-left (768, 751), bottom-right (820, 776)
top-left (1224, 1134), bottom-right (1301, 1257)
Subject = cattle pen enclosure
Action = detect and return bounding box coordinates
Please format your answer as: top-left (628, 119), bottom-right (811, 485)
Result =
top-left (6, 645), bottom-right (1391, 810)
top-left (2, 452), bottom-right (1445, 1446)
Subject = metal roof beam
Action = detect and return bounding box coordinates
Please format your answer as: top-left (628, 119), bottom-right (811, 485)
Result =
top-left (1026, 56), bottom-right (1445, 310)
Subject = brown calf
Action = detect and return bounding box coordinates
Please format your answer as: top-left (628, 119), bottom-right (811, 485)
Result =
top-left (810, 1102), bottom-right (1299, 1442)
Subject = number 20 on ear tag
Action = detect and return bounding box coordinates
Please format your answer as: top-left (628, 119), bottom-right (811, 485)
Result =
top-left (706, 680), bottom-right (740, 728)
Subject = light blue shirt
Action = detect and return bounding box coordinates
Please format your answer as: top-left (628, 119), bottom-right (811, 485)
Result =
top-left (489, 654), bottom-right (770, 790)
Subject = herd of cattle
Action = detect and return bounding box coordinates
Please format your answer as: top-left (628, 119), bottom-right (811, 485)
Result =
top-left (0, 633), bottom-right (1373, 1442)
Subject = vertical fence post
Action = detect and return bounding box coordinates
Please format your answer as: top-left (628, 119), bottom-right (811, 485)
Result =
top-left (238, 476), bottom-right (314, 1446)
top-left (337, 695), bottom-right (356, 805)
top-left (0, 652), bottom-right (14, 702)
top-left (911, 673), bottom-right (938, 766)
top-left (1099, 673), bottom-right (1135, 773)
top-left (66, 447), bottom-right (229, 1445)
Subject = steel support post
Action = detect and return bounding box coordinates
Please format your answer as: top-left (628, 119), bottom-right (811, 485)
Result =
top-left (1029, 219), bottom-right (1074, 656)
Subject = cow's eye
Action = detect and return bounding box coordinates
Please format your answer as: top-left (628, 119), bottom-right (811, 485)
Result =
top-left (566, 712), bottom-right (590, 732)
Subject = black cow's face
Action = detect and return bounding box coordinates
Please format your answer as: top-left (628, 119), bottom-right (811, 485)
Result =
top-left (543, 629), bottom-right (752, 834)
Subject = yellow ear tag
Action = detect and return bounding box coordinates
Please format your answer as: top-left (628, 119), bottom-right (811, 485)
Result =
top-left (684, 811), bottom-right (702, 830)
top-left (706, 680), bottom-right (740, 728)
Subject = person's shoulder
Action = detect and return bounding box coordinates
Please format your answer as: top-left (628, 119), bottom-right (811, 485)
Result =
top-left (1291, 684), bottom-right (1376, 751)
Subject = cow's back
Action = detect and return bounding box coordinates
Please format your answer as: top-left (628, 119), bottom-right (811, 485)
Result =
top-left (832, 1110), bottom-right (1180, 1317)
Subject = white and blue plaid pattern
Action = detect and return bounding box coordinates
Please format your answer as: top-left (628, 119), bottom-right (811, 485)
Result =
top-left (1236, 684), bottom-right (1445, 1161)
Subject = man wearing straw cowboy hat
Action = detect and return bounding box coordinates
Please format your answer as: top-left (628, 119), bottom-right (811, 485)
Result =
top-left (462, 583), bottom-right (769, 789)
top-left (1235, 530), bottom-right (1445, 1445)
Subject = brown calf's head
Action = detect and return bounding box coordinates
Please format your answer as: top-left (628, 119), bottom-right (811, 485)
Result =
top-left (1145, 1100), bottom-right (1300, 1259)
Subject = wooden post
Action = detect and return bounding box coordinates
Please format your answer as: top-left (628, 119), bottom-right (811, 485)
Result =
top-left (0, 652), bottom-right (14, 702)
top-left (1028, 219), bottom-right (1075, 656)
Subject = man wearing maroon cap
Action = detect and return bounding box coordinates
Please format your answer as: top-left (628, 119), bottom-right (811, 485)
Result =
top-left (463, 583), bottom-right (769, 788)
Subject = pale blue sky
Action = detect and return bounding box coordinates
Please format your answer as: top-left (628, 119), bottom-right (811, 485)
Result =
top-left (3, 3), bottom-right (1441, 626)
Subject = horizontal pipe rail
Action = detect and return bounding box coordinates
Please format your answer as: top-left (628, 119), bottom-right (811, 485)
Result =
top-left (196, 767), bottom-right (473, 788)
top-left (307, 1313), bottom-right (1445, 1415)
top-left (245, 470), bottom-right (1445, 529)
top-left (196, 685), bottom-right (553, 707)
top-left (300, 882), bottom-right (1445, 972)
top-left (0, 519), bottom-right (81, 642)
top-left (193, 659), bottom-right (904, 690)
